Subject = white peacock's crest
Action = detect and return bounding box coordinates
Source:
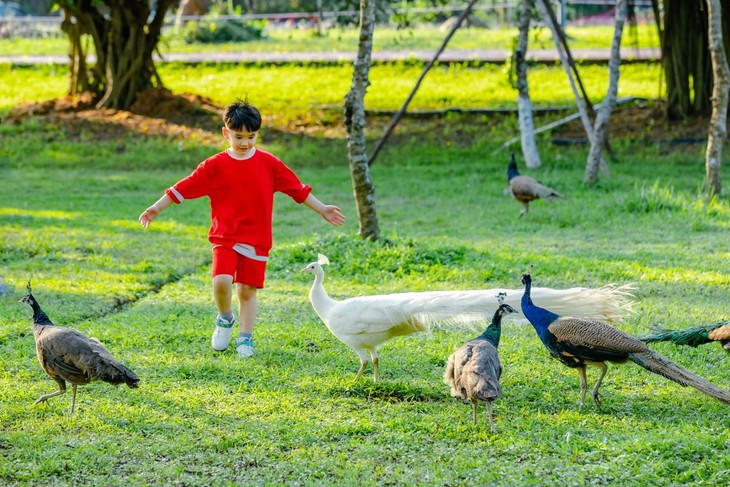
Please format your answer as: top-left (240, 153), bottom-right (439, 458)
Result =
top-left (317, 254), bottom-right (330, 266)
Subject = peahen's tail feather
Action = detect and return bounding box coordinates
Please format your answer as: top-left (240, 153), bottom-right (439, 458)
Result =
top-left (629, 350), bottom-right (730, 405)
top-left (379, 283), bottom-right (634, 331)
top-left (640, 320), bottom-right (730, 348)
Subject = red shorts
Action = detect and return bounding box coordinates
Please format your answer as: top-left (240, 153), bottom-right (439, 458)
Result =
top-left (211, 245), bottom-right (267, 288)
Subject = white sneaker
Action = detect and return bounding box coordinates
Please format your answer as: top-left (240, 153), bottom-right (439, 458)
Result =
top-left (235, 337), bottom-right (254, 358)
top-left (211, 316), bottom-right (235, 351)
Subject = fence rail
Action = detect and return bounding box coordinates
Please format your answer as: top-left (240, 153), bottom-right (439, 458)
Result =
top-left (0, 1), bottom-right (656, 39)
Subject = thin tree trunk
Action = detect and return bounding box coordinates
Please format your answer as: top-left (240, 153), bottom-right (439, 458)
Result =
top-left (535, 0), bottom-right (608, 175)
top-left (344, 0), bottom-right (379, 241)
top-left (706, 0), bottom-right (729, 197)
top-left (367, 0), bottom-right (478, 167)
top-left (515, 0), bottom-right (540, 169)
top-left (585, 0), bottom-right (626, 184)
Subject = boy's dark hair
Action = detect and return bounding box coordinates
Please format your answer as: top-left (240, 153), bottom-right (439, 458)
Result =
top-left (224, 99), bottom-right (262, 132)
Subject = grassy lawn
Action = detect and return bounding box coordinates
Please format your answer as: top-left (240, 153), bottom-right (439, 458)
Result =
top-left (0, 61), bottom-right (664, 117)
top-left (1, 58), bottom-right (729, 484)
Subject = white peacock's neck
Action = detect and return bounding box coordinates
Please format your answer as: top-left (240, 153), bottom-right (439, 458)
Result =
top-left (309, 270), bottom-right (337, 322)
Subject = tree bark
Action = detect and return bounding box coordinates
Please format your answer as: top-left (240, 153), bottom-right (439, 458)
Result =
top-left (515, 0), bottom-right (541, 169)
top-left (60, 0), bottom-right (175, 110)
top-left (344, 0), bottom-right (380, 241)
top-left (706, 0), bottom-right (729, 197)
top-left (585, 0), bottom-right (626, 184)
top-left (535, 0), bottom-right (608, 176)
top-left (660, 0), bottom-right (730, 119)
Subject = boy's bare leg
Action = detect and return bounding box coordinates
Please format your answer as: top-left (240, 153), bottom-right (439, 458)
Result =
top-left (236, 284), bottom-right (257, 335)
top-left (212, 274), bottom-right (234, 314)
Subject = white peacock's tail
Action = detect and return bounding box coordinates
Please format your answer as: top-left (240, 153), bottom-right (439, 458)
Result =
top-left (377, 284), bottom-right (636, 331)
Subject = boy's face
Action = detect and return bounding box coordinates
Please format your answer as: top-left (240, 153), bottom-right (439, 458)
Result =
top-left (223, 126), bottom-right (258, 158)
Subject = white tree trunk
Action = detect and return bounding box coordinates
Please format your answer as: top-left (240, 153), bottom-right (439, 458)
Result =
top-left (706, 0), bottom-right (728, 197)
top-left (585, 0), bottom-right (626, 184)
top-left (344, 0), bottom-right (379, 240)
top-left (516, 0), bottom-right (541, 168)
top-left (535, 0), bottom-right (607, 173)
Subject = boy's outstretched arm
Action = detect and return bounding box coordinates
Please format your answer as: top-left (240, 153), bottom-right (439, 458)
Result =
top-left (139, 194), bottom-right (174, 228)
top-left (303, 194), bottom-right (345, 227)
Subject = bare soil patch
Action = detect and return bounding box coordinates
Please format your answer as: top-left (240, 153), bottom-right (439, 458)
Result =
top-left (3, 89), bottom-right (711, 147)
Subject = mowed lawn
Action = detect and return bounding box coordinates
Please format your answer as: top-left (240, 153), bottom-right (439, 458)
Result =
top-left (1, 59), bottom-right (729, 485)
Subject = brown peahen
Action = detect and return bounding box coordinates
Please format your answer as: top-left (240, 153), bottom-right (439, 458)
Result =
top-left (444, 302), bottom-right (517, 431)
top-left (507, 153), bottom-right (564, 217)
top-left (640, 320), bottom-right (730, 353)
top-left (520, 272), bottom-right (730, 409)
top-left (19, 282), bottom-right (139, 415)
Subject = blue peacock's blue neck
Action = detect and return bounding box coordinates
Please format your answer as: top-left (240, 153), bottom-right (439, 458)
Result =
top-left (507, 163), bottom-right (519, 181)
top-left (521, 280), bottom-right (560, 343)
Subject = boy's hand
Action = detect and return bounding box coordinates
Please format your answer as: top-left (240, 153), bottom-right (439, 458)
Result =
top-left (321, 205), bottom-right (345, 227)
top-left (139, 207), bottom-right (160, 228)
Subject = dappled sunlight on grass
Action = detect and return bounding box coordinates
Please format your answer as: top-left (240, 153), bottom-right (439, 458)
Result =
top-left (0, 207), bottom-right (82, 219)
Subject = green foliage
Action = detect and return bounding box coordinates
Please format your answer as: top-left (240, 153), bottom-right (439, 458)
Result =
top-left (180, 18), bottom-right (267, 44)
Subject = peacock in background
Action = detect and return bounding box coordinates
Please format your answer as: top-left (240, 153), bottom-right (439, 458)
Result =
top-left (507, 153), bottom-right (564, 217)
top-left (301, 254), bottom-right (633, 382)
top-left (640, 320), bottom-right (730, 353)
top-left (444, 299), bottom-right (517, 431)
top-left (520, 272), bottom-right (730, 409)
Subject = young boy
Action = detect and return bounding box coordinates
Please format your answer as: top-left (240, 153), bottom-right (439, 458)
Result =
top-left (138, 99), bottom-right (345, 358)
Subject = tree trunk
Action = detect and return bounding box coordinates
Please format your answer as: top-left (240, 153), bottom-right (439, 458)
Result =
top-left (344, 0), bottom-right (380, 241)
top-left (585, 0), bottom-right (626, 184)
top-left (660, 0), bottom-right (730, 119)
top-left (367, 0), bottom-right (478, 167)
top-left (60, 0), bottom-right (175, 110)
top-left (535, 0), bottom-right (608, 175)
top-left (706, 0), bottom-right (729, 198)
top-left (515, 0), bottom-right (541, 169)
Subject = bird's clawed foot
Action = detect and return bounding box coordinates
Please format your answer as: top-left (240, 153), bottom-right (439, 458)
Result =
top-left (34, 390), bottom-right (64, 405)
top-left (592, 391), bottom-right (602, 411)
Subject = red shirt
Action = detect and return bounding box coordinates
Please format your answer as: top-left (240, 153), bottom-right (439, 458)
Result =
top-left (165, 149), bottom-right (312, 256)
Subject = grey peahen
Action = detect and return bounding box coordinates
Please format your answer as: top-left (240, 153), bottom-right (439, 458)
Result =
top-left (507, 153), bottom-right (564, 217)
top-left (19, 282), bottom-right (139, 415)
top-left (520, 272), bottom-right (730, 409)
top-left (444, 302), bottom-right (517, 431)
top-left (640, 320), bottom-right (730, 353)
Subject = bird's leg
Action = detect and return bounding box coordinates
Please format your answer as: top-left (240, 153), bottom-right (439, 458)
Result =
top-left (577, 366), bottom-right (588, 409)
top-left (69, 384), bottom-right (78, 416)
top-left (590, 362), bottom-right (608, 411)
top-left (353, 361), bottom-right (368, 382)
top-left (519, 202), bottom-right (529, 217)
top-left (370, 350), bottom-right (380, 383)
top-left (486, 401), bottom-right (496, 433)
top-left (471, 399), bottom-right (478, 426)
top-left (35, 380), bottom-right (66, 405)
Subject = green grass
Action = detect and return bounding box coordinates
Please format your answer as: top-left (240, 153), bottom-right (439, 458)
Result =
top-left (0, 61), bottom-right (664, 117)
top-left (0, 24), bottom-right (660, 56)
top-left (1, 57), bottom-right (729, 485)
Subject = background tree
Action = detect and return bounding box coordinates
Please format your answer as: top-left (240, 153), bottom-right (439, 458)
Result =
top-left (658, 0), bottom-right (730, 119)
top-left (705, 0), bottom-right (729, 197)
top-left (584, 0), bottom-right (626, 184)
top-left (343, 0), bottom-right (379, 241)
top-left (59, 0), bottom-right (176, 110)
top-left (514, 0), bottom-right (540, 169)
